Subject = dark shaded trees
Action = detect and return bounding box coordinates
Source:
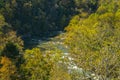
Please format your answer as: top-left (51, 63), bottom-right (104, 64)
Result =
top-left (0, 42), bottom-right (24, 80)
top-left (0, 0), bottom-right (98, 37)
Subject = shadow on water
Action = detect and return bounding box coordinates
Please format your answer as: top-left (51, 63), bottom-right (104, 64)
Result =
top-left (23, 30), bottom-right (65, 49)
top-left (21, 0), bottom-right (99, 49)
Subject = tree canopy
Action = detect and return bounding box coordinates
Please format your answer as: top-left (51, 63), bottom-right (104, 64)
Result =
top-left (0, 0), bottom-right (120, 80)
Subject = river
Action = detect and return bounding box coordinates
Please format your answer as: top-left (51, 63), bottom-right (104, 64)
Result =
top-left (23, 31), bottom-right (68, 53)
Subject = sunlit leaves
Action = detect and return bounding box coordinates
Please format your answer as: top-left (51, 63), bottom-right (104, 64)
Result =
top-left (64, 2), bottom-right (120, 79)
top-left (0, 57), bottom-right (17, 80)
top-left (23, 48), bottom-right (63, 80)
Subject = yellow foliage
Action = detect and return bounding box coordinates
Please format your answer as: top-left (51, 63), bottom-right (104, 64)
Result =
top-left (64, 4), bottom-right (120, 79)
top-left (0, 57), bottom-right (16, 80)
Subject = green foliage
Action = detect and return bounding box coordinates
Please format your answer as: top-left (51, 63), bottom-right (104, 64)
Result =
top-left (64, 1), bottom-right (120, 79)
top-left (0, 14), bottom-right (6, 34)
top-left (0, 0), bottom-right (98, 36)
top-left (74, 0), bottom-right (98, 13)
top-left (22, 48), bottom-right (53, 80)
top-left (50, 64), bottom-right (71, 80)
top-left (97, 0), bottom-right (120, 14)
top-left (0, 14), bottom-right (24, 80)
top-left (22, 47), bottom-right (71, 80)
top-left (0, 42), bottom-right (23, 80)
top-left (1, 42), bottom-right (19, 59)
top-left (0, 0), bottom-right (5, 8)
top-left (1, 0), bottom-right (120, 80)
top-left (0, 31), bottom-right (24, 51)
top-left (0, 13), bottom-right (23, 51)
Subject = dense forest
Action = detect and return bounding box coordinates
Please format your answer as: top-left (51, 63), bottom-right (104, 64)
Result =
top-left (0, 0), bottom-right (120, 80)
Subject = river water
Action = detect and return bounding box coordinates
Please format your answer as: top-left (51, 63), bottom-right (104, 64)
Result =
top-left (23, 31), bottom-right (97, 79)
top-left (23, 31), bottom-right (68, 53)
